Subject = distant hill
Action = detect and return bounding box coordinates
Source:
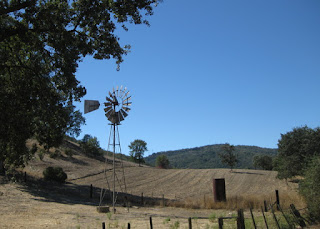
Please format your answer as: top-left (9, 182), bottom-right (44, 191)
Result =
top-left (145, 144), bottom-right (277, 169)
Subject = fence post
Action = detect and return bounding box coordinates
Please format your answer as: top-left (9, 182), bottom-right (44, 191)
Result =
top-left (218, 218), bottom-right (223, 229)
top-left (90, 184), bottom-right (93, 198)
top-left (264, 200), bottom-right (268, 212)
top-left (149, 216), bottom-right (153, 229)
top-left (127, 223), bottom-right (130, 229)
top-left (188, 217), bottom-right (192, 229)
top-left (141, 192), bottom-right (144, 206)
top-left (162, 194), bottom-right (165, 206)
top-left (275, 190), bottom-right (280, 210)
top-left (24, 172), bottom-right (27, 182)
top-left (102, 222), bottom-right (105, 229)
top-left (237, 209), bottom-right (245, 229)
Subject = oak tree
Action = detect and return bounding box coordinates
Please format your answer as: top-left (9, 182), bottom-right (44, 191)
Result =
top-left (219, 143), bottom-right (238, 171)
top-left (0, 0), bottom-right (159, 170)
top-left (129, 139), bottom-right (147, 166)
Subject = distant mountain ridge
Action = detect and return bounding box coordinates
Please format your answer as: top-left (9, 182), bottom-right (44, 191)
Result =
top-left (145, 144), bottom-right (277, 169)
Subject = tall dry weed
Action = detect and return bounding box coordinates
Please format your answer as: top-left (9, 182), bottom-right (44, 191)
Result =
top-left (167, 192), bottom-right (305, 210)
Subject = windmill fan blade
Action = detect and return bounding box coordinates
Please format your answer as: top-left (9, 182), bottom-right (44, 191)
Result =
top-left (106, 96), bottom-right (113, 103)
top-left (105, 111), bottom-right (112, 118)
top-left (123, 91), bottom-right (130, 99)
top-left (117, 111), bottom-right (124, 121)
top-left (104, 107), bottom-right (112, 113)
top-left (123, 96), bottom-right (131, 103)
top-left (122, 106), bottom-right (131, 112)
top-left (119, 109), bottom-right (128, 118)
top-left (104, 102), bottom-right (112, 107)
top-left (109, 91), bottom-right (113, 97)
top-left (123, 102), bottom-right (132, 106)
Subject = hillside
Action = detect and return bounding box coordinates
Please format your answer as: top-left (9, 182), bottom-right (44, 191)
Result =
top-left (145, 144), bottom-right (277, 169)
top-left (22, 139), bottom-right (294, 203)
top-left (0, 139), bottom-right (303, 228)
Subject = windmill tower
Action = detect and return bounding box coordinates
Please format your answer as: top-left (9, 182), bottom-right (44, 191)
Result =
top-left (84, 86), bottom-right (131, 213)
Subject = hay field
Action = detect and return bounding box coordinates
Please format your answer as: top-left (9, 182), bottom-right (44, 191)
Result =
top-left (0, 141), bottom-right (305, 228)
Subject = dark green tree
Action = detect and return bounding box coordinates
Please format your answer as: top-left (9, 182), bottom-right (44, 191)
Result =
top-left (253, 155), bottom-right (273, 170)
top-left (274, 126), bottom-right (320, 179)
top-left (128, 139), bottom-right (147, 166)
top-left (219, 143), bottom-right (238, 171)
top-left (0, 0), bottom-right (159, 170)
top-left (80, 135), bottom-right (101, 157)
top-left (155, 154), bottom-right (170, 169)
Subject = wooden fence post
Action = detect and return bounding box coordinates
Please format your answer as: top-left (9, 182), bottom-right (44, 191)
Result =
top-left (90, 184), bottom-right (93, 198)
top-left (149, 216), bottom-right (153, 229)
top-left (188, 217), bottom-right (192, 229)
top-left (237, 209), bottom-right (245, 229)
top-left (162, 194), bottom-right (165, 206)
top-left (275, 190), bottom-right (280, 210)
top-left (141, 192), bottom-right (144, 206)
top-left (218, 218), bottom-right (223, 229)
top-left (102, 222), bottom-right (105, 229)
top-left (264, 200), bottom-right (268, 212)
top-left (127, 223), bottom-right (130, 229)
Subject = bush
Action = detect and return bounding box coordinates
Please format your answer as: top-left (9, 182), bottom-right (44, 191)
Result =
top-left (65, 149), bottom-right (74, 157)
top-left (37, 149), bottom-right (46, 161)
top-left (299, 156), bottom-right (320, 221)
top-left (49, 149), bottom-right (61, 159)
top-left (156, 155), bottom-right (170, 169)
top-left (43, 166), bottom-right (67, 183)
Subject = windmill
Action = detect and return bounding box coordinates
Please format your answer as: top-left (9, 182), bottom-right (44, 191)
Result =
top-left (84, 86), bottom-right (131, 213)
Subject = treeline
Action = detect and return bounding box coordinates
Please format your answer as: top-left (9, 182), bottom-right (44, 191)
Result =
top-left (145, 145), bottom-right (277, 169)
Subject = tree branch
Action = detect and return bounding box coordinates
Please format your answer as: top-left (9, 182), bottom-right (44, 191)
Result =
top-left (0, 0), bottom-right (36, 16)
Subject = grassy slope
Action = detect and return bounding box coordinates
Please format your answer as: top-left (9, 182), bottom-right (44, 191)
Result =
top-left (24, 139), bottom-right (298, 205)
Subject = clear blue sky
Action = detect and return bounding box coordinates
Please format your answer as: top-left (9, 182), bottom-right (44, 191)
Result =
top-left (75, 0), bottom-right (320, 156)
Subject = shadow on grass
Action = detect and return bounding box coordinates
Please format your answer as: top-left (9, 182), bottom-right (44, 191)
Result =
top-left (12, 173), bottom-right (166, 208)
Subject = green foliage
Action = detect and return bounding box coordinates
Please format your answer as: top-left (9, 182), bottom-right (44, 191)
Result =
top-left (129, 139), bottom-right (147, 166)
top-left (49, 149), bottom-right (61, 159)
top-left (80, 135), bottom-right (101, 158)
top-left (274, 126), bottom-right (320, 179)
top-left (299, 155), bottom-right (320, 221)
top-left (64, 149), bottom-right (74, 157)
top-left (219, 143), bottom-right (238, 171)
top-left (145, 145), bottom-right (277, 169)
top-left (37, 149), bottom-right (46, 161)
top-left (208, 212), bottom-right (217, 222)
top-left (43, 166), bottom-right (67, 183)
top-left (155, 154), bottom-right (170, 169)
top-left (253, 155), bottom-right (273, 170)
top-left (0, 0), bottom-right (159, 169)
top-left (170, 221), bottom-right (180, 229)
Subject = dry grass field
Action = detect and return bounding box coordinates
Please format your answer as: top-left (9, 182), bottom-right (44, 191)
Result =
top-left (0, 140), bottom-right (307, 228)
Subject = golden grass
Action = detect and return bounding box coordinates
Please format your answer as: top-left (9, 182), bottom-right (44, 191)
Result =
top-left (166, 192), bottom-right (305, 210)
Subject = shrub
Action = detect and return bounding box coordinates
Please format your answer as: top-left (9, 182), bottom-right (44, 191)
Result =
top-left (43, 166), bottom-right (67, 183)
top-left (156, 155), bottom-right (170, 169)
top-left (65, 149), bottom-right (74, 157)
top-left (49, 149), bottom-right (61, 159)
top-left (299, 155), bottom-right (320, 221)
top-left (37, 149), bottom-right (46, 160)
